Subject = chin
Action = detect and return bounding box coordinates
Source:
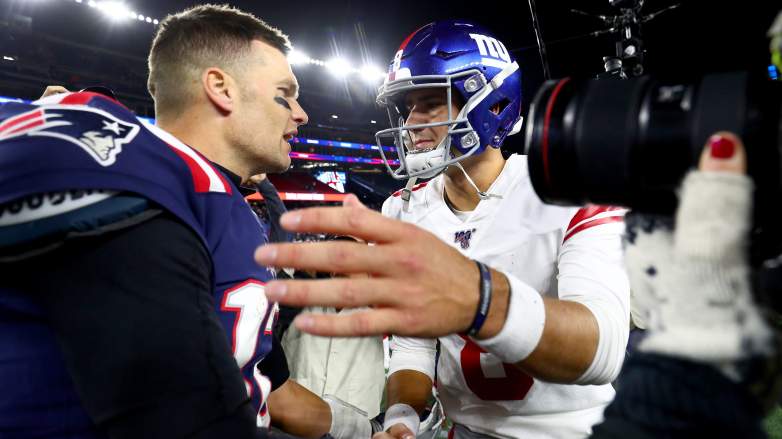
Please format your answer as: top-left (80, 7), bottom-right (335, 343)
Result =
top-left (266, 158), bottom-right (290, 173)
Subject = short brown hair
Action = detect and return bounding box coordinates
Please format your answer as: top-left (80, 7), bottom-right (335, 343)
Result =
top-left (147, 4), bottom-right (291, 115)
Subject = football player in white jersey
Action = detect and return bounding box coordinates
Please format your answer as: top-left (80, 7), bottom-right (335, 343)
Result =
top-left (370, 21), bottom-right (630, 439)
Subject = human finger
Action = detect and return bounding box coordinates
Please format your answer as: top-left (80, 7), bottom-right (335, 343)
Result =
top-left (40, 85), bottom-right (69, 99)
top-left (278, 205), bottom-right (419, 243)
top-left (255, 240), bottom-right (398, 275)
top-left (292, 308), bottom-right (410, 337)
top-left (698, 131), bottom-right (747, 174)
top-left (264, 277), bottom-right (403, 308)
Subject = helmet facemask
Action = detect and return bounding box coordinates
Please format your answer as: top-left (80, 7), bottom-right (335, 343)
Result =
top-left (375, 61), bottom-right (521, 180)
top-left (375, 70), bottom-right (485, 180)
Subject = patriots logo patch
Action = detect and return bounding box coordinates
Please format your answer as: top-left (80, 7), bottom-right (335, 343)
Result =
top-left (454, 228), bottom-right (477, 250)
top-left (0, 105), bottom-right (140, 166)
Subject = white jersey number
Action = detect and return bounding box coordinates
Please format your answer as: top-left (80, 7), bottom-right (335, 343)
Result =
top-left (221, 280), bottom-right (276, 426)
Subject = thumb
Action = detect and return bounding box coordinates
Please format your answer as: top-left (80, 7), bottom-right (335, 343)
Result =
top-left (699, 132), bottom-right (747, 175)
top-left (343, 193), bottom-right (368, 209)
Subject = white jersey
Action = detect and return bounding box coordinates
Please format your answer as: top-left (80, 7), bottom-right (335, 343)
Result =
top-left (382, 155), bottom-right (630, 439)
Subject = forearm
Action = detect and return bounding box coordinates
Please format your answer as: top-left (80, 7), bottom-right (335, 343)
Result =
top-left (386, 370), bottom-right (433, 415)
top-left (473, 271), bottom-right (603, 383)
top-left (516, 298), bottom-right (599, 382)
top-left (268, 380), bottom-right (331, 438)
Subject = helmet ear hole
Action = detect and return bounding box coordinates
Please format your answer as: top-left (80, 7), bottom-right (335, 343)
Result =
top-left (491, 98), bottom-right (511, 115)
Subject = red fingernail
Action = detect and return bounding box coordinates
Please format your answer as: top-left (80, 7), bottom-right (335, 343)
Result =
top-left (709, 135), bottom-right (735, 159)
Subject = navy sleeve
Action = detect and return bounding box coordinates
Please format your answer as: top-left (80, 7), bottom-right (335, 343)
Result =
top-left (4, 210), bottom-right (270, 439)
top-left (259, 333), bottom-right (291, 391)
top-left (255, 178), bottom-right (291, 243)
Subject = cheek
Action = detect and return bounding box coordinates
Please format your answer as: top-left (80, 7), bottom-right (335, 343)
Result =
top-left (433, 124), bottom-right (450, 140)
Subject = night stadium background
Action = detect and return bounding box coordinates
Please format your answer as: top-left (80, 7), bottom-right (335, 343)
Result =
top-left (1, 0), bottom-right (780, 434)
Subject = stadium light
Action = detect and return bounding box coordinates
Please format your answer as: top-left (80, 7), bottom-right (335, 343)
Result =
top-left (331, 114), bottom-right (339, 119)
top-left (325, 58), bottom-right (351, 77)
top-left (96, 2), bottom-right (132, 21)
top-left (288, 49), bottom-right (311, 66)
top-left (359, 65), bottom-right (385, 83)
top-left (87, 0), bottom-right (97, 7)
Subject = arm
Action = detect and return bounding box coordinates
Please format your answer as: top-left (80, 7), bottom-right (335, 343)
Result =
top-left (472, 215), bottom-right (629, 384)
top-left (385, 336), bottom-right (437, 415)
top-left (251, 195), bottom-right (628, 385)
top-left (22, 210), bottom-right (266, 438)
top-left (385, 371), bottom-right (433, 416)
top-left (268, 378), bottom-right (378, 439)
top-left (268, 379), bottom-right (332, 438)
top-left (381, 336), bottom-right (437, 438)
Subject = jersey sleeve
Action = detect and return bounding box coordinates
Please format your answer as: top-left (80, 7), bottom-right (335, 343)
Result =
top-left (388, 336), bottom-right (438, 381)
top-left (258, 334), bottom-right (291, 391)
top-left (557, 206), bottom-right (631, 385)
top-left (381, 196), bottom-right (398, 219)
top-left (4, 210), bottom-right (258, 437)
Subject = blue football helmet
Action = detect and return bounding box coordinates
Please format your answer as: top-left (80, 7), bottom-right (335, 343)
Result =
top-left (375, 20), bottom-right (523, 180)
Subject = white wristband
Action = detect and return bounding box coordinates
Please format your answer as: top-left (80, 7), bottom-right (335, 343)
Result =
top-left (473, 271), bottom-right (545, 363)
top-left (383, 403), bottom-right (419, 436)
top-left (325, 395), bottom-right (372, 439)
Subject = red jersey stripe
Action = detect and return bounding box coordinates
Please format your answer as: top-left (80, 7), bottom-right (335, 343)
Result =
top-left (563, 216), bottom-right (624, 243)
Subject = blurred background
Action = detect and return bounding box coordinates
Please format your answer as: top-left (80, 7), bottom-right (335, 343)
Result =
top-left (2, 0), bottom-right (780, 435)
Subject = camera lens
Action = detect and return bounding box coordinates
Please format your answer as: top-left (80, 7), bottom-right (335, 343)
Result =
top-left (525, 72), bottom-right (782, 215)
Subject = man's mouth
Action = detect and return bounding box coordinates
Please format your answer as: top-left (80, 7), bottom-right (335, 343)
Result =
top-left (411, 139), bottom-right (437, 153)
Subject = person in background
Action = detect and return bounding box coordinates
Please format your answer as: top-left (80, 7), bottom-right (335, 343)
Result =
top-left (281, 235), bottom-right (386, 419)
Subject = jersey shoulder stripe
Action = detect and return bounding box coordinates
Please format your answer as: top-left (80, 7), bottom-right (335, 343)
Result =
top-left (563, 205), bottom-right (624, 243)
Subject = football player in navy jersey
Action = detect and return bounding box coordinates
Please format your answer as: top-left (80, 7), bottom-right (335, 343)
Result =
top-left (0, 4), bottom-right (374, 439)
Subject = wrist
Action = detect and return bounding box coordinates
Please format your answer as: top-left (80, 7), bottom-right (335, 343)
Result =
top-left (472, 272), bottom-right (546, 363)
top-left (383, 403), bottom-right (419, 435)
top-left (474, 268), bottom-right (510, 339)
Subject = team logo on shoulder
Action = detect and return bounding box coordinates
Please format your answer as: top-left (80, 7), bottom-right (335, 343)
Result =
top-left (0, 105), bottom-right (140, 166)
top-left (454, 228), bottom-right (477, 250)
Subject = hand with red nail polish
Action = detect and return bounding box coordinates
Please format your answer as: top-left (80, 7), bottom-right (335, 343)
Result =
top-left (708, 134), bottom-right (735, 159)
top-left (625, 130), bottom-right (773, 374)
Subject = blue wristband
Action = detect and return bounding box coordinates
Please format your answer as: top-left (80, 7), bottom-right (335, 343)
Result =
top-left (467, 261), bottom-right (492, 336)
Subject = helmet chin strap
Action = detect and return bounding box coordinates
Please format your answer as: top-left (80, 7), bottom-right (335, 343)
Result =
top-left (401, 176), bottom-right (418, 213)
top-left (401, 155), bottom-right (503, 213)
top-left (454, 162), bottom-right (503, 201)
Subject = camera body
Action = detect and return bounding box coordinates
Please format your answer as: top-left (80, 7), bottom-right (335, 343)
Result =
top-left (524, 71), bottom-right (782, 299)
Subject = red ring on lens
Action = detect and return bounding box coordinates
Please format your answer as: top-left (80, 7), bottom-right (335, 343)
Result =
top-left (541, 78), bottom-right (571, 188)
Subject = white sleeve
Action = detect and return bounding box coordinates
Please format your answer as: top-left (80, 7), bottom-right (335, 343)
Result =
top-left (381, 196), bottom-right (398, 219)
top-left (388, 336), bottom-right (438, 381)
top-left (558, 210), bottom-right (630, 385)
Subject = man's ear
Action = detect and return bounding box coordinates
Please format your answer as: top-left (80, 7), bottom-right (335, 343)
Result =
top-left (201, 67), bottom-right (235, 114)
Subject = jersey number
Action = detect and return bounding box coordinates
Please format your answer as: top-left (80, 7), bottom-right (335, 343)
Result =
top-left (221, 280), bottom-right (276, 426)
top-left (459, 336), bottom-right (533, 401)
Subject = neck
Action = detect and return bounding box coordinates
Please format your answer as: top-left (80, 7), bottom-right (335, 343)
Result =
top-left (443, 148), bottom-right (505, 211)
top-left (158, 111), bottom-right (250, 181)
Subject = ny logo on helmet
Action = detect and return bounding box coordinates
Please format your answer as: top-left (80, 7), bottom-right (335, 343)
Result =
top-left (0, 105), bottom-right (140, 166)
top-left (469, 34), bottom-right (511, 64)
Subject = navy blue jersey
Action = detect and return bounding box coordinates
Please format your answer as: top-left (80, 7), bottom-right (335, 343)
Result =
top-left (0, 92), bottom-right (278, 432)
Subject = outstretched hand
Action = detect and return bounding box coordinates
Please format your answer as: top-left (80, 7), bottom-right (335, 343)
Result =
top-left (254, 195), bottom-right (509, 339)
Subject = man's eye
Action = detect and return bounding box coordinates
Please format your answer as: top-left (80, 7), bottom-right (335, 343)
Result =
top-left (274, 96), bottom-right (291, 110)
